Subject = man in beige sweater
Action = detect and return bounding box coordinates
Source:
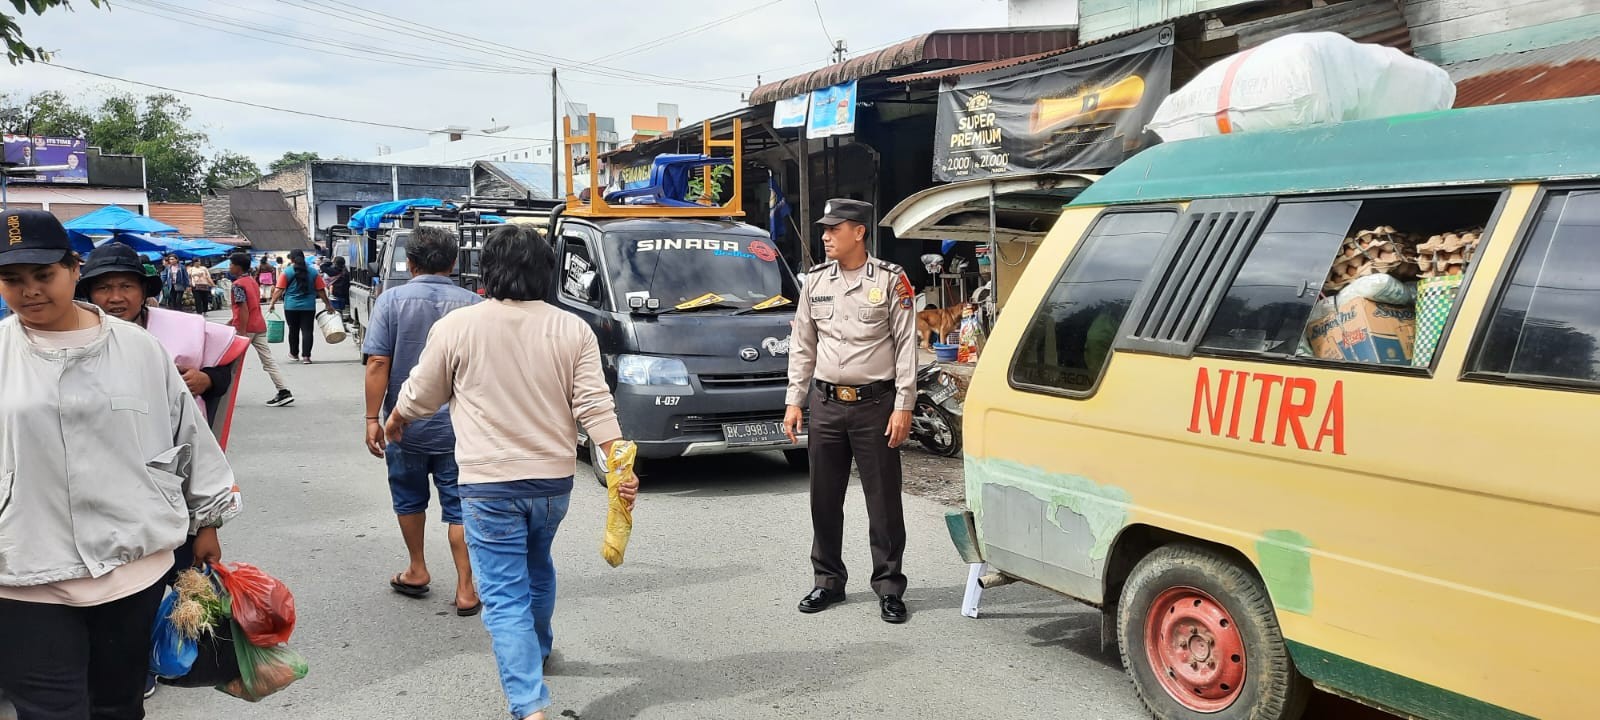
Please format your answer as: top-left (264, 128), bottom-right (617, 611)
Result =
top-left (385, 224), bottom-right (638, 720)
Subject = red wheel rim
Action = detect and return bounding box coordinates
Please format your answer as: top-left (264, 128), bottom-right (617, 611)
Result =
top-left (1143, 586), bottom-right (1247, 712)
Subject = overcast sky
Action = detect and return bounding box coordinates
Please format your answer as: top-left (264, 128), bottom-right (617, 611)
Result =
top-left (0, 0), bottom-right (1007, 166)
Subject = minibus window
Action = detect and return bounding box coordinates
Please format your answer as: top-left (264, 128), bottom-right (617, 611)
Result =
top-left (1199, 202), bottom-right (1358, 355)
top-left (1010, 210), bottom-right (1175, 394)
top-left (1201, 192), bottom-right (1500, 368)
top-left (1471, 190), bottom-right (1600, 388)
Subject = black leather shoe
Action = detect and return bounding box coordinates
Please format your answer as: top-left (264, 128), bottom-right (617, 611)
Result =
top-left (798, 587), bottom-right (845, 613)
top-left (880, 595), bottom-right (908, 624)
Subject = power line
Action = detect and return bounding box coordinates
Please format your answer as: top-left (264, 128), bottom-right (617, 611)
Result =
top-left (286, 0), bottom-right (749, 92)
top-left (41, 62), bottom-right (555, 143)
top-left (117, 0), bottom-right (541, 76)
top-left (811, 0), bottom-right (836, 50)
top-left (591, 0), bottom-right (786, 65)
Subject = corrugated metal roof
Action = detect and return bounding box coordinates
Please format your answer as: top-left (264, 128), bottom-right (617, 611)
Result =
top-left (1072, 96), bottom-right (1600, 207)
top-left (889, 21), bottom-right (1171, 84)
top-left (891, 0), bottom-right (1412, 85)
top-left (149, 202), bottom-right (205, 236)
top-left (1448, 36), bottom-right (1600, 108)
top-left (747, 27), bottom-right (1077, 105)
top-left (228, 189), bottom-right (311, 252)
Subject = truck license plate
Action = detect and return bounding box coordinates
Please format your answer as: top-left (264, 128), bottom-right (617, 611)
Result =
top-left (723, 421), bottom-right (788, 447)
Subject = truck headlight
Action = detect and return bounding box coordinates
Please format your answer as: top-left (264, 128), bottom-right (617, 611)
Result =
top-left (617, 354), bottom-right (690, 386)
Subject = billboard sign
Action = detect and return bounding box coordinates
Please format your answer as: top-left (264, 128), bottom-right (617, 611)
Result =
top-left (3, 135), bottom-right (89, 184)
top-left (933, 25), bottom-right (1174, 181)
top-left (807, 80), bottom-right (857, 139)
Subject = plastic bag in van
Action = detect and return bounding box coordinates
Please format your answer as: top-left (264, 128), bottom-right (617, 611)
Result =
top-left (1337, 273), bottom-right (1416, 307)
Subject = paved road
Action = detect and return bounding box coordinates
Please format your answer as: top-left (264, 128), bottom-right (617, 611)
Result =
top-left (4, 326), bottom-right (1392, 720)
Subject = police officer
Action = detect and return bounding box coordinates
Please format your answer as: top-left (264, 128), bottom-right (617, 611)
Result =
top-left (783, 198), bottom-right (918, 624)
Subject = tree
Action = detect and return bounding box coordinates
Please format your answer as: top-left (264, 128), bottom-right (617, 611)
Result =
top-left (0, 90), bottom-right (227, 202)
top-left (205, 151), bottom-right (260, 190)
top-left (269, 150), bottom-right (320, 174)
top-left (2, 0), bottom-right (105, 65)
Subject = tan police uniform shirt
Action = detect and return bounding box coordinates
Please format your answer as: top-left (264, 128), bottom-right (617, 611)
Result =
top-left (786, 257), bottom-right (919, 411)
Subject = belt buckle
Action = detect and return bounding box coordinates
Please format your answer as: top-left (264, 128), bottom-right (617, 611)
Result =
top-left (834, 385), bottom-right (859, 402)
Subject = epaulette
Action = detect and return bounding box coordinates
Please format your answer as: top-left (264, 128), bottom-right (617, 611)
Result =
top-left (873, 258), bottom-right (906, 275)
top-left (808, 261), bottom-right (838, 275)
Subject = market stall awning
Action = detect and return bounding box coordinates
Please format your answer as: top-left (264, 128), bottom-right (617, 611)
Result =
top-left (63, 205), bottom-right (178, 235)
top-left (882, 173), bottom-right (1098, 244)
top-left (748, 26), bottom-right (1077, 105)
top-left (116, 233), bottom-right (236, 261)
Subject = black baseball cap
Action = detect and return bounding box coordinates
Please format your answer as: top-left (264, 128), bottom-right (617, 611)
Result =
top-left (0, 209), bottom-right (73, 266)
top-left (816, 198), bottom-right (874, 226)
top-left (78, 241), bottom-right (162, 299)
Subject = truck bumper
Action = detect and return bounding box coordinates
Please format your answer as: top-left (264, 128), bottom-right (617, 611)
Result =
top-left (610, 382), bottom-right (806, 461)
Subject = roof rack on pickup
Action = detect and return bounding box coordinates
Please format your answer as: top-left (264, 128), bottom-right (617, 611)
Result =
top-left (563, 112), bottom-right (744, 219)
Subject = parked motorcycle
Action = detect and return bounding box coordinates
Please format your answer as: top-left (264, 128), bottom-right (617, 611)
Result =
top-left (912, 362), bottom-right (963, 456)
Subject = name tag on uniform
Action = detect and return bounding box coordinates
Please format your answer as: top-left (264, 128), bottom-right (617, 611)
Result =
top-left (810, 295), bottom-right (834, 303)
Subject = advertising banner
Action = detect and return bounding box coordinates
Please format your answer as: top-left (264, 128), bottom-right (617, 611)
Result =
top-left (806, 80), bottom-right (857, 139)
top-left (933, 25), bottom-right (1173, 181)
top-left (3, 134), bottom-right (89, 184)
top-left (774, 94), bottom-right (809, 129)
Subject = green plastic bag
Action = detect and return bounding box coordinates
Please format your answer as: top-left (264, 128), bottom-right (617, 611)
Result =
top-left (220, 621), bottom-right (308, 702)
top-left (265, 311), bottom-right (286, 344)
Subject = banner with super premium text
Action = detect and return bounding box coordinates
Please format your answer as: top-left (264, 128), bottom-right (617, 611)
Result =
top-left (933, 25), bottom-right (1174, 182)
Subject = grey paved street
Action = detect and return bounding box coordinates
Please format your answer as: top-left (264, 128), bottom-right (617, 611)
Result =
top-left (138, 335), bottom-right (1148, 720)
top-left (1, 328), bottom-right (1390, 720)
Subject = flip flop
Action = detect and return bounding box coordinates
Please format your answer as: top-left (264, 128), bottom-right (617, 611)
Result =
top-left (456, 601), bottom-right (483, 617)
top-left (390, 574), bottom-right (430, 598)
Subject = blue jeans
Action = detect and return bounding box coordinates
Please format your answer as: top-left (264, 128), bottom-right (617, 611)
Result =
top-left (385, 446), bottom-right (463, 525)
top-left (463, 494), bottom-right (570, 719)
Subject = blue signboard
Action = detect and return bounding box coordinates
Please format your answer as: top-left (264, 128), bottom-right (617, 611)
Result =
top-left (807, 80), bottom-right (858, 139)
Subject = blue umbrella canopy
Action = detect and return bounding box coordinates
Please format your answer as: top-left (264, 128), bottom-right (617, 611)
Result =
top-left (62, 205), bottom-right (179, 235)
top-left (116, 233), bottom-right (235, 261)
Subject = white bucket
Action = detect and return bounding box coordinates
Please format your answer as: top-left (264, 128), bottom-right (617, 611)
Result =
top-left (316, 310), bottom-right (348, 344)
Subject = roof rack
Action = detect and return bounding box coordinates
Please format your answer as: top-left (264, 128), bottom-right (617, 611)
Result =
top-left (563, 112), bottom-right (743, 218)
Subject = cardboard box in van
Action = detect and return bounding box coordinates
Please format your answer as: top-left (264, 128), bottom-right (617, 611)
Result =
top-left (1318, 296), bottom-right (1416, 365)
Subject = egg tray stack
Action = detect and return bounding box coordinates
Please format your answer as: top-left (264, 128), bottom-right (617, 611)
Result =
top-left (1323, 226), bottom-right (1421, 293)
top-left (1414, 228), bottom-right (1483, 279)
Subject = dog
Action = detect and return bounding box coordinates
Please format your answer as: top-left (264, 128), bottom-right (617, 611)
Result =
top-left (917, 304), bottom-right (969, 349)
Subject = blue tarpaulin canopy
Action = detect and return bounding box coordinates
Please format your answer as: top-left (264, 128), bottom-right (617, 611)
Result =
top-left (116, 233), bottom-right (235, 261)
top-left (63, 205), bottom-right (179, 235)
top-left (346, 198), bottom-right (445, 232)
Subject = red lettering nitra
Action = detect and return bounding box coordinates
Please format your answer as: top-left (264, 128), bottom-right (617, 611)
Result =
top-left (1313, 380), bottom-right (1346, 455)
top-left (1273, 377), bottom-right (1317, 449)
top-left (1227, 370), bottom-right (1250, 440)
top-left (1249, 374), bottom-right (1285, 444)
top-left (1188, 367), bottom-right (1232, 435)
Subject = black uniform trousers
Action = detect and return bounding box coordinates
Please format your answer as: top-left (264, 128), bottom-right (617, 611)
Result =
top-left (807, 388), bottom-right (908, 597)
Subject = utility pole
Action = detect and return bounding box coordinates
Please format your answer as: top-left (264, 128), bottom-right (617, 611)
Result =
top-left (831, 39), bottom-right (847, 64)
top-left (550, 68), bottom-right (560, 200)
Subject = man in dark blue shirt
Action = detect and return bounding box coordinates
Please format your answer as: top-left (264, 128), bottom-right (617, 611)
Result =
top-left (360, 226), bottom-right (483, 615)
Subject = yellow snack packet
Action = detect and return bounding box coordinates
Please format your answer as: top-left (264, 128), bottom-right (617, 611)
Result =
top-left (601, 441), bottom-right (637, 568)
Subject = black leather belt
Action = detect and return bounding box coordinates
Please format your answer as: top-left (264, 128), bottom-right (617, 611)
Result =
top-left (816, 379), bottom-right (894, 403)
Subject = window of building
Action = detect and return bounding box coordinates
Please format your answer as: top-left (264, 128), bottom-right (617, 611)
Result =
top-left (1469, 189), bottom-right (1600, 389)
top-left (1010, 209), bottom-right (1177, 395)
top-left (1199, 192), bottom-right (1501, 369)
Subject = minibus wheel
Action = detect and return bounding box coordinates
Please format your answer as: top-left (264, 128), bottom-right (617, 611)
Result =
top-left (1117, 544), bottom-right (1309, 720)
top-left (783, 449), bottom-right (809, 470)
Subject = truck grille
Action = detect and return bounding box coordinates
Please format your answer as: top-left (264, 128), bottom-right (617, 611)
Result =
top-left (698, 371), bottom-right (789, 389)
top-left (676, 410), bottom-right (802, 435)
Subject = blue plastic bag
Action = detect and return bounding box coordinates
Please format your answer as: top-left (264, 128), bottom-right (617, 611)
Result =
top-left (151, 590), bottom-right (199, 678)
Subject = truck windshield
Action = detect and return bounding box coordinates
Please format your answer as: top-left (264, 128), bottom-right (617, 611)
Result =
top-left (602, 231), bottom-right (796, 310)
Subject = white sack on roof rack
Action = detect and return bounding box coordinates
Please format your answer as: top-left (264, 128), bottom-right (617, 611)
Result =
top-left (1146, 32), bottom-right (1455, 142)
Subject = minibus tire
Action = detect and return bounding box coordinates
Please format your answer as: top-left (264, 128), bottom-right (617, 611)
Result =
top-left (1116, 544), bottom-right (1310, 720)
top-left (784, 449), bottom-right (810, 470)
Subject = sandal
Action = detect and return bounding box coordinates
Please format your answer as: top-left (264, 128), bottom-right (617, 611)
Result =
top-left (456, 601), bottom-right (483, 617)
top-left (390, 574), bottom-right (430, 598)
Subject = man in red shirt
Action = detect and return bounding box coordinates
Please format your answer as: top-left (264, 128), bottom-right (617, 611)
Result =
top-left (228, 252), bottom-right (293, 407)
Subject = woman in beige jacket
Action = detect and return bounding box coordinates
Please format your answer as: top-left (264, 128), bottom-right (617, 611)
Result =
top-left (386, 224), bottom-right (638, 720)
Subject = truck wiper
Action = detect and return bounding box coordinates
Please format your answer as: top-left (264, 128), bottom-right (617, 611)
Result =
top-left (652, 301), bottom-right (738, 315)
top-left (732, 294), bottom-right (794, 315)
